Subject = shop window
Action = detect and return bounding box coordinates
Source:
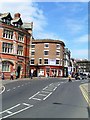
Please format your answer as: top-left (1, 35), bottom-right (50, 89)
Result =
top-left (2, 62), bottom-right (10, 72)
top-left (2, 42), bottom-right (13, 53)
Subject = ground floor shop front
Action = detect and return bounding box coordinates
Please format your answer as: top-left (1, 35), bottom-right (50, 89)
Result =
top-left (30, 65), bottom-right (64, 77)
top-left (0, 54), bottom-right (30, 80)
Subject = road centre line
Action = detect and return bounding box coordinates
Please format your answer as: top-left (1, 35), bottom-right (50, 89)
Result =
top-left (29, 91), bottom-right (40, 100)
top-left (43, 92), bottom-right (52, 100)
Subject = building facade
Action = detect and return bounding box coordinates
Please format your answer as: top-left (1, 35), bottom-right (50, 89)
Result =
top-left (30, 39), bottom-right (65, 77)
top-left (63, 48), bottom-right (71, 77)
top-left (0, 13), bottom-right (33, 79)
top-left (76, 59), bottom-right (90, 74)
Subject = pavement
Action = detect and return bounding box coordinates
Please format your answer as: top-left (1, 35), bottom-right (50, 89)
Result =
top-left (0, 77), bottom-right (90, 107)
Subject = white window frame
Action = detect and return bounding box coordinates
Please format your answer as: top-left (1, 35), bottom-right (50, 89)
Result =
top-left (44, 50), bottom-right (49, 56)
top-left (2, 42), bottom-right (13, 54)
top-left (31, 50), bottom-right (35, 56)
top-left (2, 62), bottom-right (10, 72)
top-left (30, 58), bottom-right (35, 65)
top-left (56, 58), bottom-right (60, 65)
top-left (31, 44), bottom-right (35, 49)
top-left (17, 45), bottom-right (23, 56)
top-left (56, 50), bottom-right (60, 56)
top-left (56, 44), bottom-right (60, 49)
top-left (44, 58), bottom-right (48, 65)
top-left (38, 58), bottom-right (42, 65)
top-left (44, 43), bottom-right (49, 48)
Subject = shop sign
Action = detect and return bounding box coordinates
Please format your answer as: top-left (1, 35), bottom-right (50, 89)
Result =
top-left (49, 59), bottom-right (56, 65)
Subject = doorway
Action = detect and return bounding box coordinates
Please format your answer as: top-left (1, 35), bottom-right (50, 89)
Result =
top-left (16, 66), bottom-right (21, 78)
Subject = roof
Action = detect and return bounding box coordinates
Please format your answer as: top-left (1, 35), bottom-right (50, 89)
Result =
top-left (32, 39), bottom-right (65, 46)
top-left (22, 22), bottom-right (33, 30)
top-left (11, 18), bottom-right (23, 25)
top-left (0, 12), bottom-right (12, 20)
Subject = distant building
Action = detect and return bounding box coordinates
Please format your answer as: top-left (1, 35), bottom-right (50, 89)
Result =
top-left (0, 13), bottom-right (33, 79)
top-left (76, 59), bottom-right (90, 73)
top-left (30, 39), bottom-right (65, 77)
top-left (64, 48), bottom-right (71, 77)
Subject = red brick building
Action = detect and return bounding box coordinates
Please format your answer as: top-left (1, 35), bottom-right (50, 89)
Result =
top-left (30, 39), bottom-right (65, 77)
top-left (0, 13), bottom-right (33, 79)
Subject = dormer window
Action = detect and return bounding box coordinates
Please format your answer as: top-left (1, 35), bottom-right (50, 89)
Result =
top-left (0, 13), bottom-right (12, 25)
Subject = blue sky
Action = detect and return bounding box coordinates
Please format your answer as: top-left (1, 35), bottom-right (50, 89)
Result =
top-left (0, 0), bottom-right (88, 59)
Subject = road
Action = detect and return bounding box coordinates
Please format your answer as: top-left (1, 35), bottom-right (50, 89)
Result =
top-left (0, 78), bottom-right (89, 119)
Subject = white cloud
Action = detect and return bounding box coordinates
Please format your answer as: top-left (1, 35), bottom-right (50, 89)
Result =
top-left (34, 31), bottom-right (67, 43)
top-left (74, 34), bottom-right (88, 43)
top-left (65, 19), bottom-right (87, 35)
top-left (0, 1), bottom-right (47, 33)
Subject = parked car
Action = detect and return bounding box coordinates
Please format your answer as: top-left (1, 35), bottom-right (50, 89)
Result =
top-left (74, 73), bottom-right (81, 80)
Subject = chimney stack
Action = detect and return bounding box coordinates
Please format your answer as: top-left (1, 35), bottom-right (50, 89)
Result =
top-left (14, 13), bottom-right (21, 18)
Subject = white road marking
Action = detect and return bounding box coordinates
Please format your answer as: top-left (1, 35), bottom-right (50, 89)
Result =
top-left (49, 83), bottom-right (53, 86)
top-left (2, 104), bottom-right (33, 119)
top-left (58, 84), bottom-right (60, 86)
top-left (0, 86), bottom-right (5, 94)
top-left (61, 82), bottom-right (64, 83)
top-left (32, 97), bottom-right (41, 101)
top-left (0, 104), bottom-right (20, 114)
top-left (38, 94), bottom-right (47, 96)
top-left (43, 86), bottom-right (48, 90)
top-left (6, 110), bottom-right (12, 114)
top-left (43, 92), bottom-right (52, 100)
top-left (23, 103), bottom-right (31, 107)
top-left (44, 89), bottom-right (53, 92)
top-left (53, 87), bottom-right (57, 91)
top-left (29, 91), bottom-right (40, 100)
top-left (7, 89), bottom-right (10, 92)
top-left (13, 87), bottom-right (16, 90)
top-left (21, 84), bottom-right (24, 86)
top-left (17, 86), bottom-right (20, 88)
top-left (41, 91), bottom-right (50, 94)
